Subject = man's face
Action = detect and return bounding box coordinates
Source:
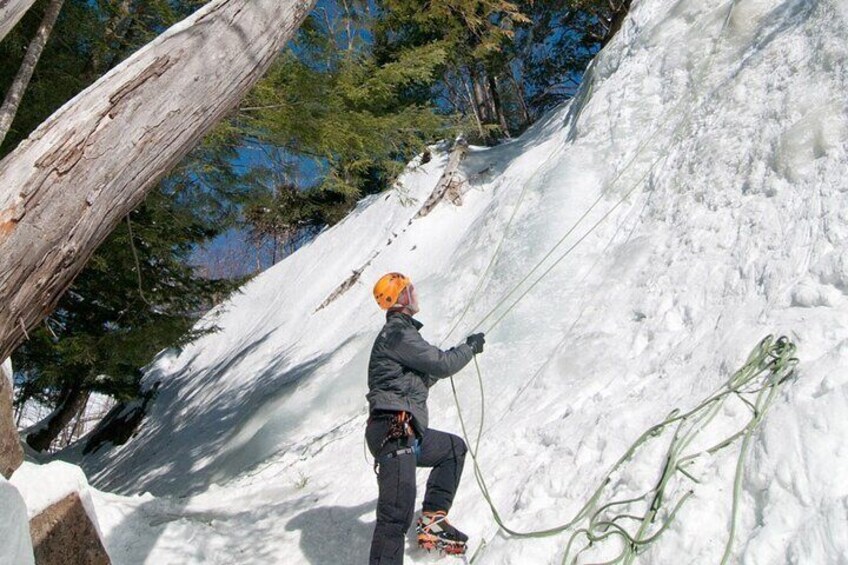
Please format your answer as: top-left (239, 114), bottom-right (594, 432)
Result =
top-left (407, 284), bottom-right (420, 314)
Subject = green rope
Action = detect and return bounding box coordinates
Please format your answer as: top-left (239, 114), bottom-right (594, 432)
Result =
top-left (460, 336), bottom-right (797, 564)
top-left (396, 2), bottom-right (808, 563)
top-left (441, 141), bottom-right (564, 346)
top-left (441, 0), bottom-right (741, 347)
top-left (462, 0), bottom-right (740, 338)
top-left (426, 1), bottom-right (778, 561)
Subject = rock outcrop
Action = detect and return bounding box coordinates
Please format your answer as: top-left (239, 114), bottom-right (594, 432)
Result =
top-left (29, 492), bottom-right (110, 565)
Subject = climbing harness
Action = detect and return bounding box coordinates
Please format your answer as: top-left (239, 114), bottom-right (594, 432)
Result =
top-left (371, 411), bottom-right (419, 475)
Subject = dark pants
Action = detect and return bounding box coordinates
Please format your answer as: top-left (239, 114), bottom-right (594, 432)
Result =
top-left (365, 415), bottom-right (467, 565)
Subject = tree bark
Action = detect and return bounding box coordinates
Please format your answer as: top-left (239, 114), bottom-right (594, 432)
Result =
top-left (0, 0), bottom-right (38, 43)
top-left (0, 0), bottom-right (66, 147)
top-left (462, 74), bottom-right (486, 140)
top-left (25, 384), bottom-right (88, 452)
top-left (62, 392), bottom-right (88, 447)
top-left (481, 72), bottom-right (498, 125)
top-left (469, 66), bottom-right (493, 124)
top-left (0, 0), bottom-right (316, 364)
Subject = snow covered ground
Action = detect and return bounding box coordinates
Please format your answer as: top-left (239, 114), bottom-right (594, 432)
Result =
top-left (52, 0), bottom-right (848, 562)
top-left (0, 474), bottom-right (33, 565)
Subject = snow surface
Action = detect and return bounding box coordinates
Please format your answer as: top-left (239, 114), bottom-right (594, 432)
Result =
top-left (0, 475), bottom-right (35, 565)
top-left (10, 461), bottom-right (104, 532)
top-left (64, 0), bottom-right (848, 562)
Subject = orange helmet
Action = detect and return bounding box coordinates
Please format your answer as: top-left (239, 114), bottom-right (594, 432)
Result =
top-left (373, 272), bottom-right (411, 310)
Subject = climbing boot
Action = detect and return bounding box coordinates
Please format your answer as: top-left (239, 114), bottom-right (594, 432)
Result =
top-left (416, 510), bottom-right (468, 555)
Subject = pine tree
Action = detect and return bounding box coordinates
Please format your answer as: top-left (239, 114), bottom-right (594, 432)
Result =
top-left (14, 180), bottom-right (238, 451)
top-left (506, 0), bottom-right (632, 115)
top-left (374, 0), bottom-right (530, 142)
top-left (237, 1), bottom-right (457, 254)
top-left (373, 0), bottom-right (631, 138)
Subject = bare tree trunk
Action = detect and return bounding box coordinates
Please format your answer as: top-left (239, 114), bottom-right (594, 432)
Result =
top-left (15, 395), bottom-right (23, 427)
top-left (0, 0), bottom-right (37, 42)
top-left (0, 0), bottom-right (66, 147)
top-left (0, 0), bottom-right (316, 364)
top-left (255, 241), bottom-right (263, 272)
top-left (489, 75), bottom-right (511, 138)
top-left (25, 384), bottom-right (88, 452)
top-left (462, 74), bottom-right (486, 140)
top-left (507, 69), bottom-right (532, 128)
top-left (63, 393), bottom-right (88, 447)
top-left (469, 66), bottom-right (492, 124)
top-left (341, 0), bottom-right (354, 52)
top-left (0, 0), bottom-right (316, 452)
top-left (481, 73), bottom-right (498, 125)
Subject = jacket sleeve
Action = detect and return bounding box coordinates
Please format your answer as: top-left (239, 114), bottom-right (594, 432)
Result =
top-left (392, 327), bottom-right (474, 379)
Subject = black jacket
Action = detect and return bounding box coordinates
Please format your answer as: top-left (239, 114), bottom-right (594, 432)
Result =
top-left (366, 312), bottom-right (474, 435)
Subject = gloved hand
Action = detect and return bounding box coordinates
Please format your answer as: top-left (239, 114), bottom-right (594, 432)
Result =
top-left (466, 333), bottom-right (485, 355)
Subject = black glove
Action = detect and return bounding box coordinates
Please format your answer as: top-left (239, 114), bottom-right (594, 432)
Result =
top-left (466, 333), bottom-right (485, 355)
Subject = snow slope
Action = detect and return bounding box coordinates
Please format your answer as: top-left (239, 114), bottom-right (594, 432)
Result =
top-left (0, 475), bottom-right (34, 565)
top-left (72, 0), bottom-right (848, 562)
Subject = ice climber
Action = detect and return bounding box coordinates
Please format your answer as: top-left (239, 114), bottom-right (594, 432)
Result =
top-left (366, 272), bottom-right (485, 563)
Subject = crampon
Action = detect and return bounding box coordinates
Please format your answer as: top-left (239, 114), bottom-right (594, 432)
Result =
top-left (417, 533), bottom-right (467, 555)
top-left (416, 511), bottom-right (468, 556)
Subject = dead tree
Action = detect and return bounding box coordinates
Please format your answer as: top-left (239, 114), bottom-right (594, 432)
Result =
top-left (414, 138), bottom-right (470, 218)
top-left (0, 0), bottom-right (316, 363)
top-left (0, 0), bottom-right (66, 146)
top-left (0, 0), bottom-right (316, 455)
top-left (25, 384), bottom-right (89, 452)
top-left (0, 0), bottom-right (38, 42)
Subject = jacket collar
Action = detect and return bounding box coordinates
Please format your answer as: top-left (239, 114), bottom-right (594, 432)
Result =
top-left (387, 310), bottom-right (423, 330)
